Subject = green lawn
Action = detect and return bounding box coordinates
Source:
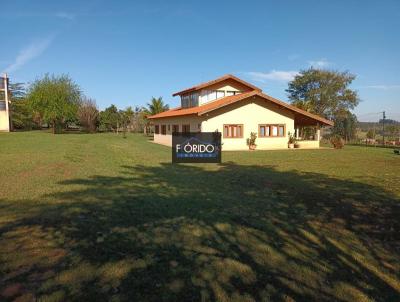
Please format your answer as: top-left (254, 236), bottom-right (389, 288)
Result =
top-left (0, 132), bottom-right (399, 302)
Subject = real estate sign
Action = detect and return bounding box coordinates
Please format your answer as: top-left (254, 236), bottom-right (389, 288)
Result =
top-left (172, 132), bottom-right (221, 163)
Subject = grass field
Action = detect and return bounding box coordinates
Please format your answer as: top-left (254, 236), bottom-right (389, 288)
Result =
top-left (0, 131), bottom-right (399, 302)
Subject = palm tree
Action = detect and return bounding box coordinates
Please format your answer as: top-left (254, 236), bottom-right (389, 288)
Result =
top-left (145, 97), bottom-right (169, 116)
top-left (143, 97), bottom-right (169, 135)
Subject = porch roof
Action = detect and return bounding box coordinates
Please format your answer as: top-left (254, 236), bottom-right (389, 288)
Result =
top-left (148, 91), bottom-right (334, 126)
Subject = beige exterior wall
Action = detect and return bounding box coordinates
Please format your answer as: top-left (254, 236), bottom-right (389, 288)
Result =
top-left (152, 115), bottom-right (203, 146)
top-left (296, 140), bottom-right (320, 149)
top-left (0, 110), bottom-right (10, 131)
top-left (150, 96), bottom-right (322, 151)
top-left (201, 96), bottom-right (295, 150)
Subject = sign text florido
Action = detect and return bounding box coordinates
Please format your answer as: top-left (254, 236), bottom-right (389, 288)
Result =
top-left (172, 132), bottom-right (221, 163)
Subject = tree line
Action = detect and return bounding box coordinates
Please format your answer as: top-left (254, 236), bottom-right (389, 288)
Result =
top-left (9, 74), bottom-right (169, 134)
top-left (9, 68), bottom-right (366, 140)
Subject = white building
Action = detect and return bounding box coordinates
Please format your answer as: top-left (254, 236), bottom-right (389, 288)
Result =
top-left (0, 74), bottom-right (10, 132)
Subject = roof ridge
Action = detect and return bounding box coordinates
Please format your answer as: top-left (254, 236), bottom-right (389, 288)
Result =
top-left (172, 74), bottom-right (261, 96)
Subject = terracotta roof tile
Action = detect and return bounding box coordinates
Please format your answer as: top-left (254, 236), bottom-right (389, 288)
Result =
top-left (149, 89), bottom-right (334, 126)
top-left (147, 91), bottom-right (256, 119)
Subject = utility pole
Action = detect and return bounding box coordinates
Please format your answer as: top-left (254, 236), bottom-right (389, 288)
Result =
top-left (382, 111), bottom-right (386, 146)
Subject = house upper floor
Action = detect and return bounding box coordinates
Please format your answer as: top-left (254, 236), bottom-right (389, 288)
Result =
top-left (173, 74), bottom-right (261, 108)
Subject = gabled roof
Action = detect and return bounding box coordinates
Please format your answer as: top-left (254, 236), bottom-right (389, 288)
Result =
top-left (148, 90), bottom-right (334, 126)
top-left (148, 91), bottom-right (255, 119)
top-left (172, 74), bottom-right (261, 96)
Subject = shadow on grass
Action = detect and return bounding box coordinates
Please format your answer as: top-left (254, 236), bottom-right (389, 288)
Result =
top-left (0, 163), bottom-right (399, 301)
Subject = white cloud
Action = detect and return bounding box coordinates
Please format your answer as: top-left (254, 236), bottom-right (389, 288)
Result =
top-left (246, 70), bottom-right (299, 82)
top-left (308, 58), bottom-right (331, 68)
top-left (360, 85), bottom-right (400, 90)
top-left (2, 37), bottom-right (53, 73)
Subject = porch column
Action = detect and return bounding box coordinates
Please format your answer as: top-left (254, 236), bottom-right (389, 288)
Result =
top-left (316, 124), bottom-right (321, 141)
top-left (296, 127), bottom-right (300, 139)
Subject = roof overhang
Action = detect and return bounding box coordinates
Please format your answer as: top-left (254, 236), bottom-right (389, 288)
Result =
top-left (148, 91), bottom-right (334, 126)
top-left (198, 91), bottom-right (334, 126)
top-left (172, 74), bottom-right (261, 97)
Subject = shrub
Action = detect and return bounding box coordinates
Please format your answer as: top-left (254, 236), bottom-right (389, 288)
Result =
top-left (246, 132), bottom-right (257, 147)
top-left (330, 135), bottom-right (344, 149)
top-left (288, 132), bottom-right (296, 144)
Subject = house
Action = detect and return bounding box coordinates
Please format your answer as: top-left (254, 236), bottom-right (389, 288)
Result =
top-left (148, 74), bottom-right (333, 150)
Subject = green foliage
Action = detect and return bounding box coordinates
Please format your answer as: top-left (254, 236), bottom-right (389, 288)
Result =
top-left (99, 104), bottom-right (120, 132)
top-left (0, 132), bottom-right (399, 301)
top-left (366, 129), bottom-right (376, 139)
top-left (11, 99), bottom-right (33, 129)
top-left (144, 97), bottom-right (169, 116)
top-left (385, 124), bottom-right (400, 140)
top-left (332, 111), bottom-right (358, 141)
top-left (27, 74), bottom-right (81, 133)
top-left (246, 132), bottom-right (257, 147)
top-left (8, 82), bottom-right (36, 130)
top-left (288, 132), bottom-right (296, 144)
top-left (119, 108), bottom-right (131, 138)
top-left (124, 106), bottom-right (135, 123)
top-left (131, 106), bottom-right (147, 133)
top-left (287, 69), bottom-right (359, 120)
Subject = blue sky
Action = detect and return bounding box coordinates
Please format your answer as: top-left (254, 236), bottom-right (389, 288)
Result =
top-left (1, 0), bottom-right (399, 121)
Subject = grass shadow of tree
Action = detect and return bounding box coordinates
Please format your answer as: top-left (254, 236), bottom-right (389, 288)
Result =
top-left (0, 162), bottom-right (399, 301)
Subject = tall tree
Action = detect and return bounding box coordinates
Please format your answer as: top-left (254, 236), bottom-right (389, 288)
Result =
top-left (143, 97), bottom-right (168, 134)
top-left (332, 111), bottom-right (358, 141)
top-left (286, 69), bottom-right (359, 120)
top-left (99, 104), bottom-right (120, 132)
top-left (144, 97), bottom-right (169, 116)
top-left (119, 108), bottom-right (134, 137)
top-left (124, 106), bottom-right (135, 132)
top-left (27, 74), bottom-right (81, 134)
top-left (135, 106), bottom-right (148, 132)
top-left (8, 82), bottom-right (35, 130)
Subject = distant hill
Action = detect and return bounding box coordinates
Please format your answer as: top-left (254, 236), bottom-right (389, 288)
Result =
top-left (358, 120), bottom-right (399, 131)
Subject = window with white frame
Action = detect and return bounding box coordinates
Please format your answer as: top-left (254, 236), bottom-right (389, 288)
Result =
top-left (259, 124), bottom-right (285, 137)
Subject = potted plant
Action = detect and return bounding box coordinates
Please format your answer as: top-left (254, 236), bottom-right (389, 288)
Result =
top-left (288, 132), bottom-right (296, 149)
top-left (246, 132), bottom-right (257, 150)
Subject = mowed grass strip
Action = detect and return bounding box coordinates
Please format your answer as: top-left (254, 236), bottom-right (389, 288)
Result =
top-left (0, 131), bottom-right (399, 301)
